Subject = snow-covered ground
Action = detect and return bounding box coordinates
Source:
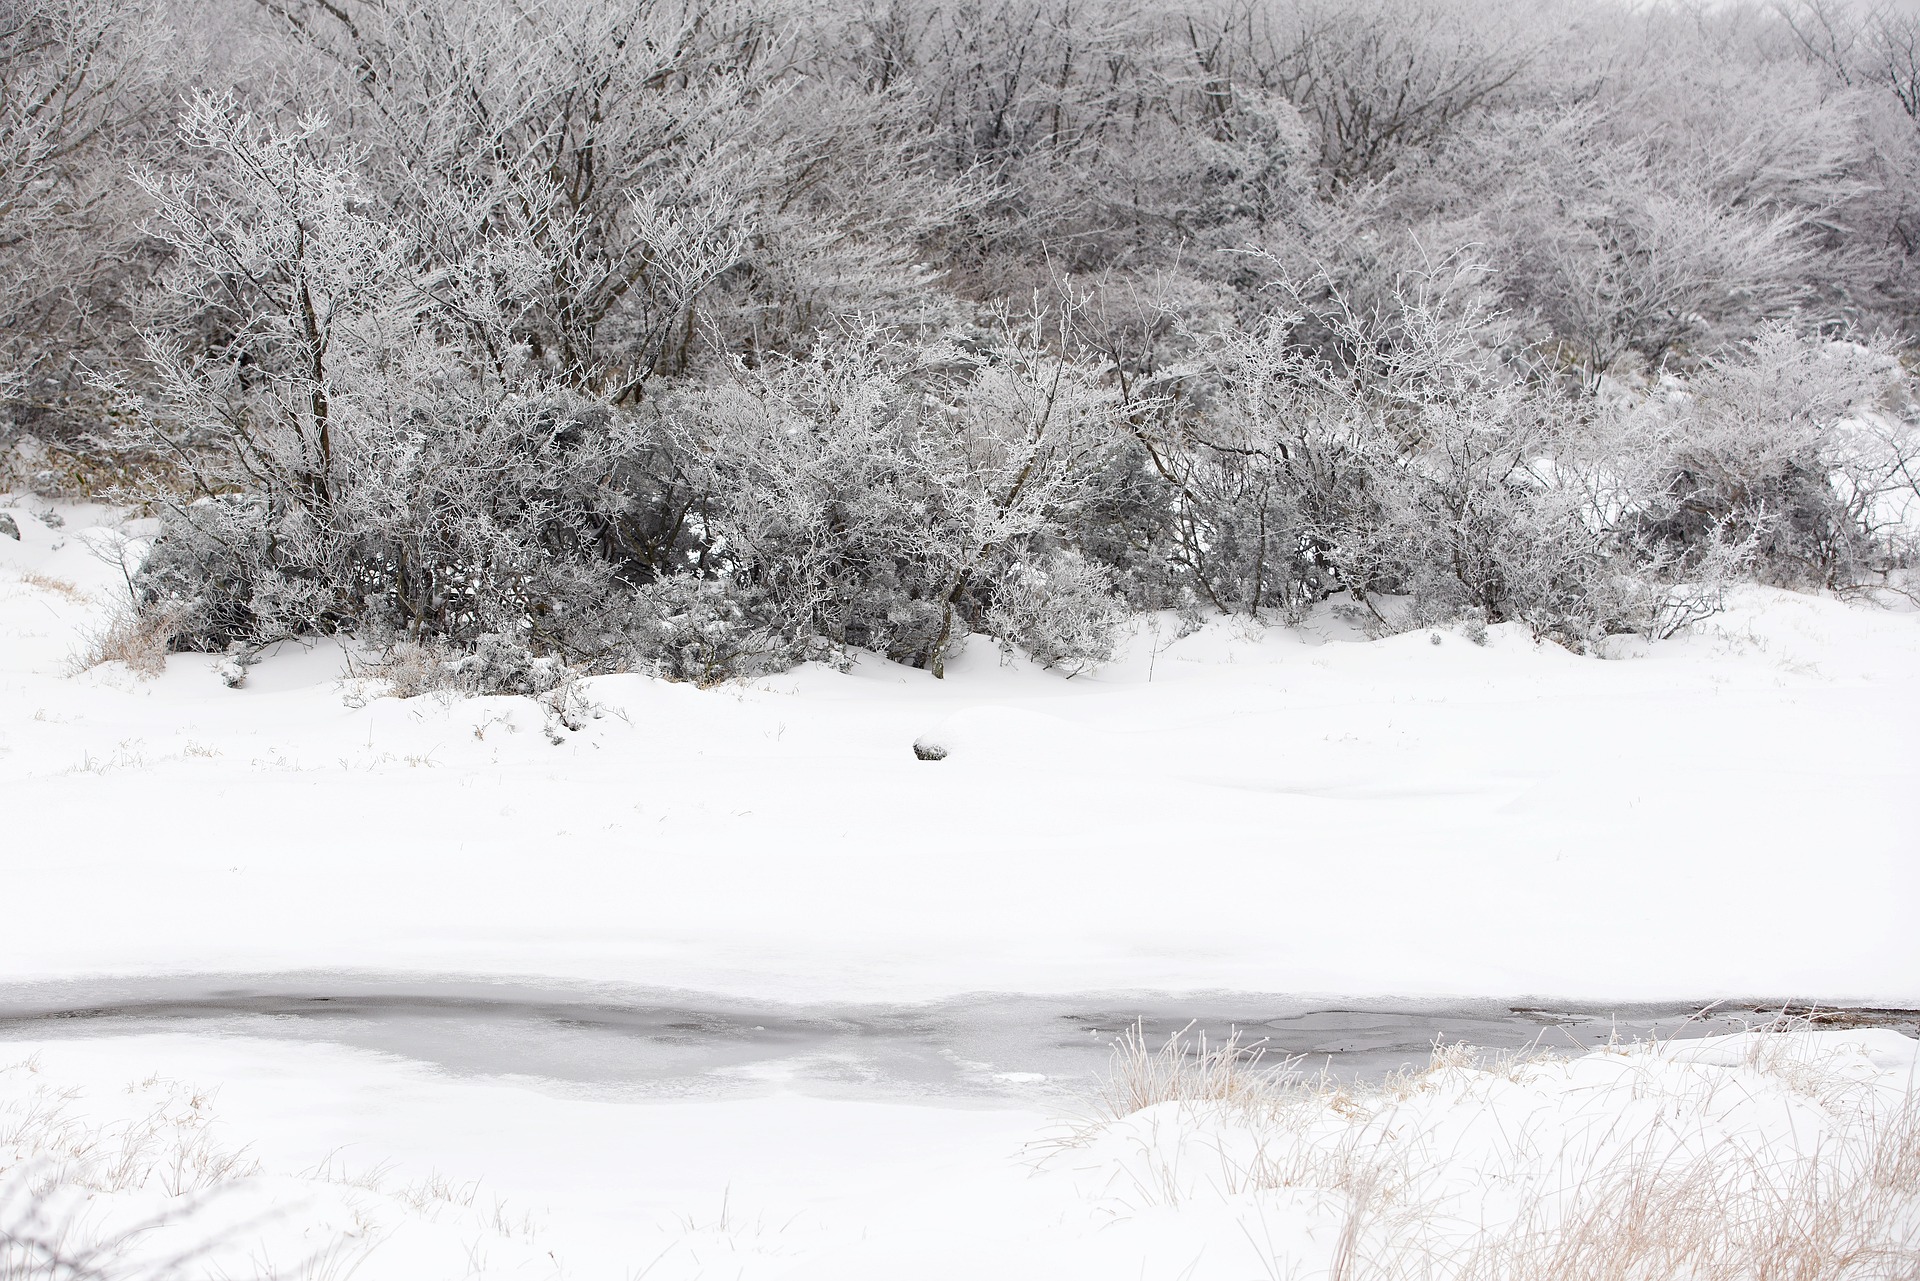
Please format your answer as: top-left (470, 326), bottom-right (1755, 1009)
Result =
top-left (4, 1025), bottom-right (1915, 1279)
top-left (2, 499), bottom-right (1917, 1278)
top-left (3, 501), bottom-right (1915, 1004)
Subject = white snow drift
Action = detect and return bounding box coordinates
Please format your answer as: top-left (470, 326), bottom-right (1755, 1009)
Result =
top-left (1, 501), bottom-right (1915, 1004)
top-left (2, 1022), bottom-right (1915, 1280)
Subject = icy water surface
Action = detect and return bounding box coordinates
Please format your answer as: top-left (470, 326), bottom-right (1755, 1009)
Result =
top-left (0, 977), bottom-right (1910, 1106)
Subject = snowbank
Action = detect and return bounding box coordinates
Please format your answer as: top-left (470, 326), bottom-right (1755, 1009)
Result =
top-left (3, 1025), bottom-right (1913, 1279)
top-left (2, 499), bottom-right (1916, 1005)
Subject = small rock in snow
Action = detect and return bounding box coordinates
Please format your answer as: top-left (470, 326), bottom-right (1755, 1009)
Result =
top-left (912, 736), bottom-right (948, 761)
top-left (0, 513), bottom-right (17, 540)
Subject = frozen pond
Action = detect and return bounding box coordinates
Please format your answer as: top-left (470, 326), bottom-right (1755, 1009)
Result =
top-left (0, 976), bottom-right (1910, 1106)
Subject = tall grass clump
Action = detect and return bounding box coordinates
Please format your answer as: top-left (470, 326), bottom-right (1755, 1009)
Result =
top-left (1059, 1019), bottom-right (1920, 1280)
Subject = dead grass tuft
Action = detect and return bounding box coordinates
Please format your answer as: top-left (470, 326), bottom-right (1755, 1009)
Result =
top-left (1098, 1021), bottom-right (1303, 1119)
top-left (68, 600), bottom-right (193, 678)
top-left (1071, 1021), bottom-right (1920, 1280)
top-left (15, 570), bottom-right (87, 602)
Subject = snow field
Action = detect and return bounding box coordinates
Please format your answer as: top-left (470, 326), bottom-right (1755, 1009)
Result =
top-left (1, 1024), bottom-right (1915, 1279)
top-left (1051, 1022), bottom-right (1920, 1280)
top-left (4, 500), bottom-right (1919, 1276)
top-left (2, 501), bottom-right (1916, 1004)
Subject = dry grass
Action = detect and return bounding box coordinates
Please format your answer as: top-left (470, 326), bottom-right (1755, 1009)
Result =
top-left (14, 570), bottom-right (87, 603)
top-left (1069, 1020), bottom-right (1920, 1281)
top-left (351, 640), bottom-right (451, 700)
top-left (0, 1070), bottom-right (260, 1201)
top-left (67, 601), bottom-right (191, 679)
top-left (0, 1064), bottom-right (261, 1281)
top-left (1097, 1022), bottom-right (1305, 1118)
top-left (1445, 1089), bottom-right (1920, 1281)
top-left (0, 1059), bottom-right (543, 1281)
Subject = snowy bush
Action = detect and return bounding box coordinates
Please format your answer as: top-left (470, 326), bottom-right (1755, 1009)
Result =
top-left (624, 577), bottom-right (807, 687)
top-left (1160, 263), bottom-right (1713, 642)
top-left (1632, 325), bottom-right (1920, 590)
top-left (0, 0), bottom-right (178, 467)
top-left (986, 549), bottom-right (1128, 674)
top-left (647, 309), bottom-right (1141, 676)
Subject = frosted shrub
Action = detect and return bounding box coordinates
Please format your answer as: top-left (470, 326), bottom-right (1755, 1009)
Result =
top-left (248, 0), bottom-right (973, 397)
top-left (648, 309), bottom-right (1140, 676)
top-left (626, 577), bottom-right (805, 687)
top-left (1637, 325), bottom-right (1920, 589)
top-left (352, 633), bottom-right (598, 741)
top-left (0, 0), bottom-right (177, 467)
top-left (357, 633), bottom-right (580, 700)
top-left (1260, 0), bottom-right (1537, 189)
top-left (132, 384), bottom-right (625, 654)
top-left (1172, 266), bottom-right (1638, 637)
top-left (1156, 262), bottom-right (1817, 645)
top-left (119, 99), bottom-right (627, 659)
top-left (1502, 152), bottom-right (1815, 385)
top-left (986, 549), bottom-right (1128, 674)
top-left (445, 634), bottom-right (576, 698)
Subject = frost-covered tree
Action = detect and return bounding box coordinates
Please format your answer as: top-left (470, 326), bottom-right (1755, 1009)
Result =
top-left (248, 0), bottom-right (975, 393)
top-left (0, 0), bottom-right (1911, 675)
top-left (122, 97), bottom-right (625, 654)
top-left (0, 0), bottom-right (178, 463)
